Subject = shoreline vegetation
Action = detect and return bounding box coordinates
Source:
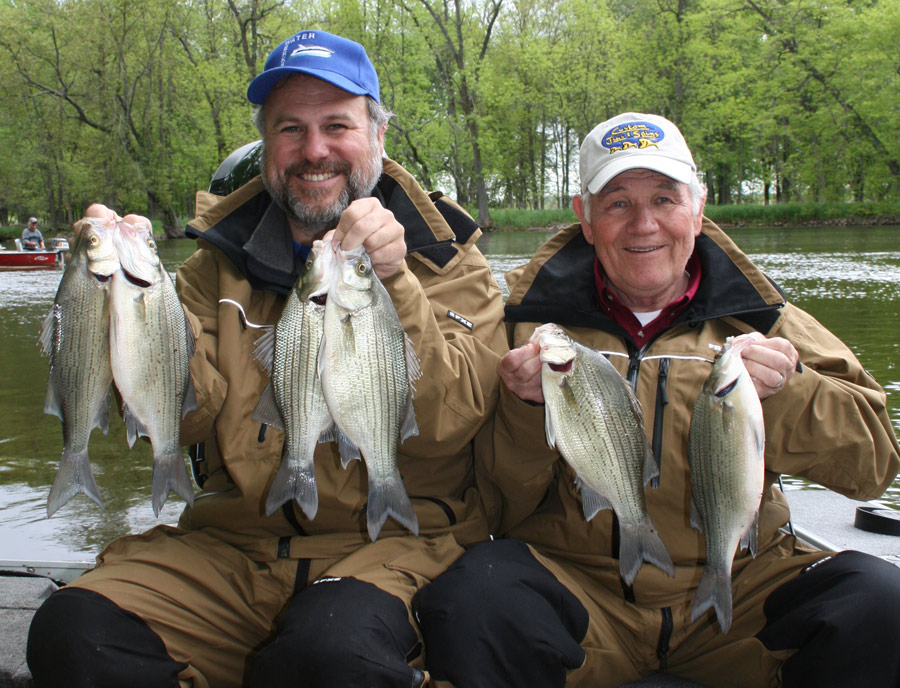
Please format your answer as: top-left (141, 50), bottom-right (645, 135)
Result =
top-left (2, 202), bottom-right (900, 242)
top-left (482, 201), bottom-right (900, 232)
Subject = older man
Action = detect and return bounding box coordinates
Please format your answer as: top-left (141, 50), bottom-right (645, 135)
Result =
top-left (414, 113), bottom-right (900, 687)
top-left (27, 30), bottom-right (506, 687)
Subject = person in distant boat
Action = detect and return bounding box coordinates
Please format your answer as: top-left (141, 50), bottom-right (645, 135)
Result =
top-left (21, 217), bottom-right (44, 250)
top-left (27, 30), bottom-right (507, 688)
top-left (413, 112), bottom-right (900, 687)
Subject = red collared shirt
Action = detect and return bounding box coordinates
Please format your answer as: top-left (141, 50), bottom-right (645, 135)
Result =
top-left (593, 252), bottom-right (702, 345)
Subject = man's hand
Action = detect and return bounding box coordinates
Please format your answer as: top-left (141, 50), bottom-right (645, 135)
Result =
top-left (740, 332), bottom-right (800, 401)
top-left (332, 198), bottom-right (406, 280)
top-left (499, 340), bottom-right (544, 404)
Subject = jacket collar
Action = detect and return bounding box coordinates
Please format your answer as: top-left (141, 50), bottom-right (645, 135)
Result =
top-left (505, 219), bottom-right (786, 337)
top-left (185, 158), bottom-right (476, 295)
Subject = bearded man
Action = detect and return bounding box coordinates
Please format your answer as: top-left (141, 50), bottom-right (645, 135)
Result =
top-left (28, 30), bottom-right (507, 688)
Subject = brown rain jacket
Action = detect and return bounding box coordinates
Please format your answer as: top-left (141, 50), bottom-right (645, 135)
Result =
top-left (477, 219), bottom-right (900, 610)
top-left (175, 158), bottom-right (507, 562)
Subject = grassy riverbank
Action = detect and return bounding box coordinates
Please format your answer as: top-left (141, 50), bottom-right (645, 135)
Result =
top-left (484, 201), bottom-right (900, 231)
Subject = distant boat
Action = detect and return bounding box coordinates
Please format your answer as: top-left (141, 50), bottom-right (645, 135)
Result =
top-left (0, 238), bottom-right (69, 271)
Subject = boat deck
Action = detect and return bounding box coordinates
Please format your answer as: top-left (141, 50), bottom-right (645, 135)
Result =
top-left (2, 488), bottom-right (898, 687)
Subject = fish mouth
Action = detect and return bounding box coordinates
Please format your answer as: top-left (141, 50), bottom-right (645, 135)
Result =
top-left (548, 360), bottom-right (574, 373)
top-left (310, 294), bottom-right (327, 306)
top-left (121, 268), bottom-right (152, 288)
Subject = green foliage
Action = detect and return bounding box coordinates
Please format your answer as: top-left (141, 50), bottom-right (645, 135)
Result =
top-left (1, 0), bottom-right (898, 227)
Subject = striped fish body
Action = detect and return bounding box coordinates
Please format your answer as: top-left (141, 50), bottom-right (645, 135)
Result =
top-left (533, 323), bottom-right (674, 585)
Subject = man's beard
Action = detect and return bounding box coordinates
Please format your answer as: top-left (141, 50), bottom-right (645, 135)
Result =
top-left (260, 135), bottom-right (383, 235)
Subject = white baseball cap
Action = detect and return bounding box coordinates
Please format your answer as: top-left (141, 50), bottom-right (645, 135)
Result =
top-left (579, 113), bottom-right (697, 195)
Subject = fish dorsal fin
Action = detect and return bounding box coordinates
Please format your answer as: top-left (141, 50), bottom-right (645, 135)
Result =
top-left (689, 499), bottom-right (703, 532)
top-left (576, 477), bottom-right (611, 521)
top-left (251, 326), bottom-right (276, 373)
top-left (38, 305), bottom-right (58, 356)
top-left (404, 332), bottom-right (422, 397)
top-left (544, 404), bottom-right (556, 449)
top-left (251, 382), bottom-right (285, 431)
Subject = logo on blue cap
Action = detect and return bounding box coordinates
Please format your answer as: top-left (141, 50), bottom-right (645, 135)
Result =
top-left (602, 121), bottom-right (664, 154)
top-left (289, 45), bottom-right (334, 60)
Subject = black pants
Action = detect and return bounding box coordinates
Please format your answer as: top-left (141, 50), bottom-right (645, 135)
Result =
top-left (413, 540), bottom-right (900, 688)
top-left (27, 578), bottom-right (425, 688)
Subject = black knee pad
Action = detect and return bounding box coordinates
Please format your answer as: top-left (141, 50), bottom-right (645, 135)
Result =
top-left (27, 587), bottom-right (183, 688)
top-left (759, 550), bottom-right (900, 687)
top-left (250, 577), bottom-right (424, 688)
top-left (413, 539), bottom-right (589, 688)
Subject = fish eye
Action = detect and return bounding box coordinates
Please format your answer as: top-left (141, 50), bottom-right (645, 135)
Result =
top-left (147, 238), bottom-right (157, 250)
top-left (89, 234), bottom-right (99, 246)
top-left (306, 258), bottom-right (314, 270)
top-left (356, 261), bottom-right (367, 275)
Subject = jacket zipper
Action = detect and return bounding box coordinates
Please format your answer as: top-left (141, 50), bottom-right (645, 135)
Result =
top-left (649, 358), bottom-right (670, 489)
top-left (657, 607), bottom-right (674, 672)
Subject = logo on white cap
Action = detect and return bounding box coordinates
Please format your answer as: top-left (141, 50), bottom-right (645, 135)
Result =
top-left (601, 121), bottom-right (664, 154)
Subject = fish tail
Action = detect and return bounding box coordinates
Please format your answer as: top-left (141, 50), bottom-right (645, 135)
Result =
top-left (265, 454), bottom-right (318, 520)
top-left (366, 477), bottom-right (419, 542)
top-left (47, 448), bottom-right (104, 517)
top-left (618, 520), bottom-right (675, 585)
top-left (690, 566), bottom-right (733, 633)
top-left (151, 449), bottom-right (195, 517)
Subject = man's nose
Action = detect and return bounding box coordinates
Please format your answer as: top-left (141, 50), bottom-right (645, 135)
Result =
top-left (301, 130), bottom-right (331, 161)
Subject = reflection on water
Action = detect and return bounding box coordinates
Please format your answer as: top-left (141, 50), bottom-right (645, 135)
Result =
top-left (2, 225), bottom-right (900, 563)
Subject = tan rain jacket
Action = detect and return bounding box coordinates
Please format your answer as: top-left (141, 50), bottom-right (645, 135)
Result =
top-left (477, 219), bottom-right (900, 610)
top-left (175, 158), bottom-right (508, 562)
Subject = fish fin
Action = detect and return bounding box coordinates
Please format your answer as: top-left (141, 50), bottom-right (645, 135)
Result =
top-left (265, 452), bottom-right (318, 519)
top-left (251, 382), bottom-right (285, 431)
top-left (317, 420), bottom-right (337, 444)
top-left (365, 477), bottom-right (419, 542)
top-left (642, 443), bottom-right (659, 488)
top-left (182, 304), bottom-right (197, 360)
top-left (690, 566), bottom-right (734, 634)
top-left (544, 407), bottom-right (556, 449)
top-left (47, 448), bottom-right (104, 517)
top-left (576, 478), bottom-right (611, 521)
top-left (43, 382), bottom-right (64, 422)
top-left (337, 432), bottom-right (362, 468)
top-left (399, 398), bottom-right (419, 443)
top-left (741, 511), bottom-right (760, 557)
top-left (181, 378), bottom-right (198, 420)
top-left (123, 405), bottom-right (148, 448)
top-left (618, 519), bottom-right (675, 585)
top-left (151, 449), bottom-right (195, 517)
top-left (251, 326), bottom-right (276, 372)
top-left (38, 305), bottom-right (58, 355)
top-left (96, 389), bottom-right (111, 436)
top-left (404, 332), bottom-right (423, 396)
top-left (689, 500), bottom-right (703, 531)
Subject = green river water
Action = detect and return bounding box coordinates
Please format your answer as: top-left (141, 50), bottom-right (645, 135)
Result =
top-left (1, 225), bottom-right (898, 562)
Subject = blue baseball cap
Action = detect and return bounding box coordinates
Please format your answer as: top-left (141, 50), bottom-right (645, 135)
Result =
top-left (247, 30), bottom-right (380, 105)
